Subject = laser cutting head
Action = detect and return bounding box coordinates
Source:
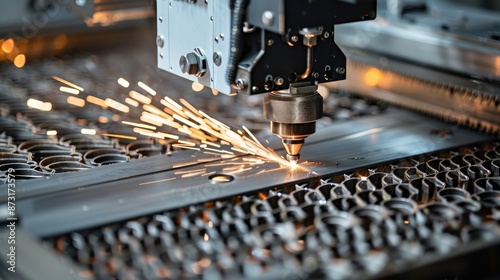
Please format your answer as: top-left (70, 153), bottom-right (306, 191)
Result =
top-left (263, 83), bottom-right (323, 162)
top-left (157, 0), bottom-right (377, 162)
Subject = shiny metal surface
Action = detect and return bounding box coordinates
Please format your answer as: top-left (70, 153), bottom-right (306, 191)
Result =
top-left (16, 109), bottom-right (496, 238)
top-left (264, 85), bottom-right (323, 161)
top-left (39, 133), bottom-right (500, 279)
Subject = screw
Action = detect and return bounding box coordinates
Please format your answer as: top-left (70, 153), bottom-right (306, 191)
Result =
top-left (214, 36), bottom-right (219, 43)
top-left (159, 16), bottom-right (163, 23)
top-left (156, 35), bottom-right (165, 48)
top-left (213, 52), bottom-right (222, 66)
top-left (236, 78), bottom-right (248, 90)
top-left (205, 0), bottom-right (208, 4)
top-left (220, 33), bottom-right (224, 40)
top-left (262, 11), bottom-right (274, 26)
top-left (266, 39), bottom-right (274, 46)
top-left (274, 76), bottom-right (284, 86)
top-left (336, 67), bottom-right (346, 75)
top-left (159, 53), bottom-right (163, 59)
top-left (312, 72), bottom-right (319, 79)
top-left (252, 86), bottom-right (259, 93)
top-left (323, 31), bottom-right (330, 39)
top-left (291, 35), bottom-right (299, 43)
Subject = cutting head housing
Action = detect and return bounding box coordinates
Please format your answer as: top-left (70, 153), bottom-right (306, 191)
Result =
top-left (264, 83), bottom-right (323, 163)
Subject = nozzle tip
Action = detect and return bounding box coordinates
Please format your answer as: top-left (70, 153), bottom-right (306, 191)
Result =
top-left (286, 154), bottom-right (300, 165)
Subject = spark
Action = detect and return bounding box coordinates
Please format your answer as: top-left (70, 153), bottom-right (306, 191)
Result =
top-left (117, 77), bottom-right (130, 88)
top-left (86, 95), bottom-right (107, 108)
top-left (157, 132), bottom-right (179, 140)
top-left (122, 121), bottom-right (156, 130)
top-left (101, 133), bottom-right (137, 140)
top-left (231, 147), bottom-right (248, 154)
top-left (179, 98), bottom-right (203, 117)
top-left (226, 167), bottom-right (253, 174)
top-left (242, 126), bottom-right (264, 148)
top-left (138, 81), bottom-right (157, 96)
top-left (125, 97), bottom-right (139, 107)
top-left (52, 76), bottom-right (84, 91)
top-left (133, 127), bottom-right (155, 134)
top-left (1, 39), bottom-right (14, 53)
top-left (67, 96), bottom-right (85, 107)
top-left (174, 114), bottom-right (200, 130)
top-left (27, 98), bottom-right (52, 111)
top-left (178, 140), bottom-right (197, 146)
top-left (81, 128), bottom-right (97, 135)
top-left (172, 145), bottom-right (201, 151)
top-left (60, 86), bottom-right (79, 95)
top-left (175, 168), bottom-right (206, 175)
top-left (139, 177), bottom-right (175, 186)
top-left (139, 131), bottom-right (165, 139)
top-left (14, 54), bottom-right (26, 68)
top-left (203, 147), bottom-right (234, 155)
top-left (105, 98), bottom-right (130, 113)
top-left (129, 90), bottom-right (152, 104)
top-left (191, 82), bottom-right (204, 92)
top-left (140, 115), bottom-right (163, 127)
top-left (47, 130), bottom-right (57, 136)
top-left (202, 140), bottom-right (220, 148)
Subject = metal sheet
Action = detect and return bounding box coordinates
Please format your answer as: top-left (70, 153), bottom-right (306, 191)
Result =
top-left (0, 150), bottom-right (219, 202)
top-left (16, 109), bottom-right (496, 238)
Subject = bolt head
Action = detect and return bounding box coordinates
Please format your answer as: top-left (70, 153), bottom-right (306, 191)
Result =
top-left (156, 35), bottom-right (165, 48)
top-left (274, 77), bottom-right (284, 86)
top-left (179, 53), bottom-right (199, 75)
top-left (236, 78), bottom-right (248, 90)
top-left (291, 35), bottom-right (299, 43)
top-left (336, 67), bottom-right (346, 75)
top-left (213, 52), bottom-right (222, 66)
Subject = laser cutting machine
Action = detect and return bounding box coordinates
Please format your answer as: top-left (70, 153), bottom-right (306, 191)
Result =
top-left (155, 0), bottom-right (377, 163)
top-left (0, 1), bottom-right (500, 280)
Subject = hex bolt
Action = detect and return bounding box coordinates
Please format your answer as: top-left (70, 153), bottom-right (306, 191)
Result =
top-left (179, 53), bottom-right (199, 75)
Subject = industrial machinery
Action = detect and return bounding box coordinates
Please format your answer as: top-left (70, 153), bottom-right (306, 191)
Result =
top-left (156, 0), bottom-right (377, 162)
top-left (0, 0), bottom-right (499, 280)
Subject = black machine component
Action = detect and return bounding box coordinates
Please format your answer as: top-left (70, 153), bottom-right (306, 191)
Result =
top-left (235, 0), bottom-right (377, 95)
